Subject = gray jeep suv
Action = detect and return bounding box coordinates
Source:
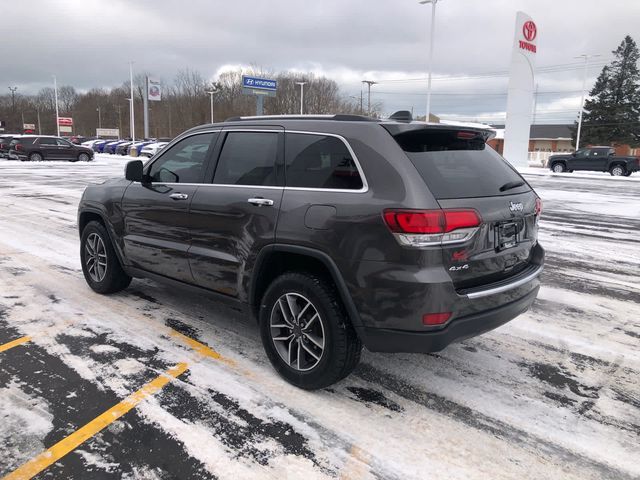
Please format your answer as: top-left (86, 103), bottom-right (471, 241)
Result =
top-left (78, 114), bottom-right (544, 389)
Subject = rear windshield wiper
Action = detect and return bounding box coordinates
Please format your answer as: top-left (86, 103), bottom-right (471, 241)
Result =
top-left (499, 180), bottom-right (525, 192)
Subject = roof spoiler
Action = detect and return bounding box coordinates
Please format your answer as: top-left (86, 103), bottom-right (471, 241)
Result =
top-left (388, 110), bottom-right (413, 123)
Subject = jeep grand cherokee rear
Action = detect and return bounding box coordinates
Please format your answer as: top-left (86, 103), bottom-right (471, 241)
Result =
top-left (78, 115), bottom-right (543, 390)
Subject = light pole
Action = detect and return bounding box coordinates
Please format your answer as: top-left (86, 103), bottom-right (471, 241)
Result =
top-left (205, 89), bottom-right (218, 123)
top-left (362, 80), bottom-right (376, 116)
top-left (129, 62), bottom-right (135, 142)
top-left (96, 106), bottom-right (102, 130)
top-left (53, 76), bottom-right (60, 136)
top-left (575, 53), bottom-right (601, 150)
top-left (296, 82), bottom-right (307, 115)
top-left (419, 0), bottom-right (442, 122)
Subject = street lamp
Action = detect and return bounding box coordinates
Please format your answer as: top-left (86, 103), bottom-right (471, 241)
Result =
top-left (295, 82), bottom-right (307, 115)
top-left (574, 53), bottom-right (601, 150)
top-left (419, 0), bottom-right (443, 122)
top-left (96, 106), bottom-right (102, 130)
top-left (205, 89), bottom-right (218, 123)
top-left (53, 76), bottom-right (60, 137)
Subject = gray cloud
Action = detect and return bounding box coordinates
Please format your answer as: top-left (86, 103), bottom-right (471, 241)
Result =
top-left (2, 0), bottom-right (638, 122)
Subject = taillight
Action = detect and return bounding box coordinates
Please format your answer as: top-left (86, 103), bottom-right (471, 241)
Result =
top-left (383, 209), bottom-right (481, 247)
top-left (15, 144), bottom-right (23, 151)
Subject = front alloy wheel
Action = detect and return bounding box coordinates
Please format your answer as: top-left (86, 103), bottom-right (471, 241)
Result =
top-left (80, 221), bottom-right (131, 294)
top-left (84, 232), bottom-right (108, 282)
top-left (270, 293), bottom-right (325, 371)
top-left (552, 163), bottom-right (565, 173)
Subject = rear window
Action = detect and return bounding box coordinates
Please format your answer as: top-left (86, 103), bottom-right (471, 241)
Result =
top-left (393, 128), bottom-right (530, 199)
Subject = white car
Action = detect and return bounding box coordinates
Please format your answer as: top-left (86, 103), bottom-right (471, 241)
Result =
top-left (140, 142), bottom-right (168, 158)
top-left (81, 139), bottom-right (104, 148)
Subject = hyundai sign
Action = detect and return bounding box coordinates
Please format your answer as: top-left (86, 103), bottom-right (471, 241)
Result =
top-left (242, 76), bottom-right (277, 91)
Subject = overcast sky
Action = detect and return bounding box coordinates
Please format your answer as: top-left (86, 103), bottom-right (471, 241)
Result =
top-left (3, 0), bottom-right (639, 123)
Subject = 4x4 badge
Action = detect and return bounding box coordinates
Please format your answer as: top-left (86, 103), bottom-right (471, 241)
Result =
top-left (509, 202), bottom-right (524, 212)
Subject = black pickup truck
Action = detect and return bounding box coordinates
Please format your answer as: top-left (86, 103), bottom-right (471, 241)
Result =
top-left (548, 146), bottom-right (639, 176)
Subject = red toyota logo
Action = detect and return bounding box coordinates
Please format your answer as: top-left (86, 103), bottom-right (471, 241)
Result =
top-left (523, 20), bottom-right (537, 42)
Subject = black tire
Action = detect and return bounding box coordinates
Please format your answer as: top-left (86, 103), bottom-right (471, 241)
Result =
top-left (610, 165), bottom-right (626, 176)
top-left (623, 171), bottom-right (632, 177)
top-left (29, 152), bottom-right (43, 162)
top-left (259, 272), bottom-right (362, 390)
top-left (77, 152), bottom-right (90, 162)
top-left (550, 162), bottom-right (565, 173)
top-left (80, 221), bottom-right (131, 294)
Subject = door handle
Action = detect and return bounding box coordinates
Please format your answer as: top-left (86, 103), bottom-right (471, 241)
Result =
top-left (248, 197), bottom-right (274, 206)
top-left (169, 193), bottom-right (189, 200)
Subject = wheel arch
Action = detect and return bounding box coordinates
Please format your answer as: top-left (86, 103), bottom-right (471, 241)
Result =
top-left (250, 244), bottom-right (363, 328)
top-left (78, 208), bottom-right (127, 267)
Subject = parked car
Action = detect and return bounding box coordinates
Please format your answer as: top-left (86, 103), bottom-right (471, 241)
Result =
top-left (104, 140), bottom-right (125, 154)
top-left (81, 139), bottom-right (104, 149)
top-left (93, 140), bottom-right (112, 153)
top-left (115, 141), bottom-right (134, 155)
top-left (10, 135), bottom-right (94, 162)
top-left (128, 141), bottom-right (153, 156)
top-left (78, 113), bottom-right (544, 389)
top-left (139, 141), bottom-right (168, 158)
top-left (548, 146), bottom-right (639, 176)
top-left (0, 135), bottom-right (21, 158)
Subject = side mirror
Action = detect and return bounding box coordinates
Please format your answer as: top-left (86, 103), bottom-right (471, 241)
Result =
top-left (125, 160), bottom-right (144, 182)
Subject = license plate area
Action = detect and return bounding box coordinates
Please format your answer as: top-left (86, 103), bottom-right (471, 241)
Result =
top-left (496, 221), bottom-right (519, 250)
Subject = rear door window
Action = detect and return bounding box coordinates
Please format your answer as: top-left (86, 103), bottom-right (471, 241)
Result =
top-left (391, 128), bottom-right (530, 199)
top-left (285, 133), bottom-right (363, 190)
top-left (38, 138), bottom-right (57, 145)
top-left (213, 132), bottom-right (280, 186)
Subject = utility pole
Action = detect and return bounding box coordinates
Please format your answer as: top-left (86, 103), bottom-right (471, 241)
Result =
top-left (362, 80), bottom-right (376, 116)
top-left (53, 76), bottom-right (60, 137)
top-left (37, 108), bottom-right (41, 134)
top-left (575, 53), bottom-right (601, 150)
top-left (129, 62), bottom-right (135, 142)
top-left (8, 87), bottom-right (17, 110)
top-left (97, 106), bottom-right (102, 130)
top-left (296, 82), bottom-right (306, 114)
top-left (419, 0), bottom-right (442, 122)
top-left (205, 89), bottom-right (218, 123)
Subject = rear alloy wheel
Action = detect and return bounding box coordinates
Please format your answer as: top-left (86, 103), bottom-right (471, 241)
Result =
top-left (29, 152), bottom-right (43, 162)
top-left (610, 165), bottom-right (625, 176)
top-left (551, 162), bottom-right (565, 173)
top-left (80, 221), bottom-right (131, 294)
top-left (260, 272), bottom-right (362, 389)
top-left (78, 152), bottom-right (90, 162)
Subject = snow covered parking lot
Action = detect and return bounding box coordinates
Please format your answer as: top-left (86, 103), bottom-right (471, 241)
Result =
top-left (0, 155), bottom-right (638, 479)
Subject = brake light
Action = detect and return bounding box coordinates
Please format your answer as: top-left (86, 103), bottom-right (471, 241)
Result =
top-left (383, 209), bottom-right (481, 247)
top-left (456, 131), bottom-right (477, 139)
top-left (423, 312), bottom-right (452, 326)
top-left (15, 144), bottom-right (23, 151)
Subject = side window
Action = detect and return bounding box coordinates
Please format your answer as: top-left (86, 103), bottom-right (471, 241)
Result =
top-left (212, 132), bottom-right (279, 186)
top-left (285, 133), bottom-right (363, 190)
top-left (589, 149), bottom-right (599, 157)
top-left (148, 133), bottom-right (216, 183)
top-left (38, 138), bottom-right (57, 145)
top-left (57, 139), bottom-right (72, 147)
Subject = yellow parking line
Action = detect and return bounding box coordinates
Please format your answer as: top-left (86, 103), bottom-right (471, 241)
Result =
top-left (169, 329), bottom-right (236, 367)
top-left (3, 362), bottom-right (189, 480)
top-left (0, 336), bottom-right (31, 353)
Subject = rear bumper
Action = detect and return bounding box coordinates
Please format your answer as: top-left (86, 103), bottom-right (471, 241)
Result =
top-left (357, 285), bottom-right (539, 353)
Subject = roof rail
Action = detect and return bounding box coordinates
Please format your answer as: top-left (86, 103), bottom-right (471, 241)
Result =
top-left (224, 114), bottom-right (378, 122)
